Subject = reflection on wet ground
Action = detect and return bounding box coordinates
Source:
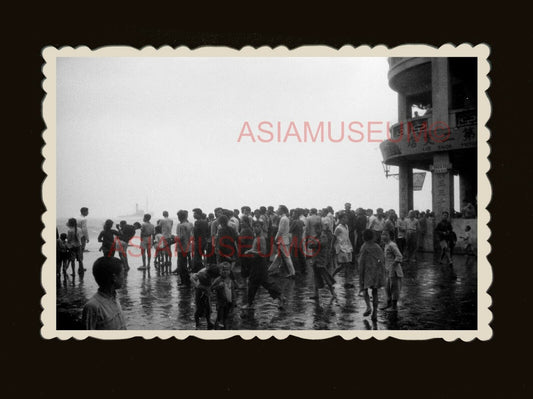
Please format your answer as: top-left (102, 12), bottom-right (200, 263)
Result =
top-left (57, 249), bottom-right (477, 330)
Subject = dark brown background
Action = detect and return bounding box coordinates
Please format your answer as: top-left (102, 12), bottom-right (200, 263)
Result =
top-left (8, 3), bottom-right (529, 397)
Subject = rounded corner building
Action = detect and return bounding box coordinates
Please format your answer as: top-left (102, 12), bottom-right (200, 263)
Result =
top-left (381, 57), bottom-right (478, 219)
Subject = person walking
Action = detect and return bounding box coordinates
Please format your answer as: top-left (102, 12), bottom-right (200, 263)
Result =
top-left (381, 231), bottom-right (403, 311)
top-left (358, 229), bottom-right (386, 321)
top-left (242, 221), bottom-right (285, 310)
top-left (332, 213), bottom-right (354, 288)
top-left (268, 205), bottom-right (296, 278)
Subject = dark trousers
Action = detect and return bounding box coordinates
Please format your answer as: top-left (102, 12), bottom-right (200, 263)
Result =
top-left (247, 274), bottom-right (281, 305)
top-left (385, 276), bottom-right (402, 301)
top-left (405, 231), bottom-right (418, 260)
top-left (348, 230), bottom-right (356, 262)
top-left (355, 230), bottom-right (364, 254)
top-left (291, 242), bottom-right (307, 273)
top-left (192, 239), bottom-right (205, 272)
top-left (177, 252), bottom-right (191, 285)
top-left (397, 237), bottom-right (406, 254)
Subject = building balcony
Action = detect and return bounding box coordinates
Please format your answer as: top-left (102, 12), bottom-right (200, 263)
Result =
top-left (380, 108), bottom-right (477, 168)
top-left (388, 57), bottom-right (432, 94)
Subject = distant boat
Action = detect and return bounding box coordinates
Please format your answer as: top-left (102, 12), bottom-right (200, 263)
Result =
top-left (119, 203), bottom-right (150, 218)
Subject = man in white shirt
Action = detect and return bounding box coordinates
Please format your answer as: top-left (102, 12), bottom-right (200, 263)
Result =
top-left (76, 207), bottom-right (89, 272)
top-left (229, 209), bottom-right (241, 234)
top-left (268, 205), bottom-right (296, 278)
top-left (78, 207), bottom-right (89, 252)
top-left (366, 208), bottom-right (375, 229)
top-left (369, 208), bottom-right (386, 245)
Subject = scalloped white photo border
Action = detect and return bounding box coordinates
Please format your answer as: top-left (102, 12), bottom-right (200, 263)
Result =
top-left (41, 44), bottom-right (492, 340)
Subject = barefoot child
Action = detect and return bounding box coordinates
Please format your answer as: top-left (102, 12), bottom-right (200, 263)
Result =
top-left (57, 233), bottom-right (70, 276)
top-left (211, 262), bottom-right (235, 329)
top-left (358, 229), bottom-right (386, 320)
top-left (190, 264), bottom-right (219, 329)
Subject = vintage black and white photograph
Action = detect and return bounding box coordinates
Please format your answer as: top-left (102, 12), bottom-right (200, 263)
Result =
top-left (42, 45), bottom-right (491, 339)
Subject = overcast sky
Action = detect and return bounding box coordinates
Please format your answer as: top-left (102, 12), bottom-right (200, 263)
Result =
top-left (56, 56), bottom-right (443, 219)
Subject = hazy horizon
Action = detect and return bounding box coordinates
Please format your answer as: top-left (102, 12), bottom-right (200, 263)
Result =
top-left (56, 56), bottom-right (457, 219)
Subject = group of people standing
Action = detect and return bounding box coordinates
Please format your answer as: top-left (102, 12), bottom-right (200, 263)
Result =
top-left (56, 207), bottom-right (90, 277)
top-left (61, 203), bottom-right (473, 330)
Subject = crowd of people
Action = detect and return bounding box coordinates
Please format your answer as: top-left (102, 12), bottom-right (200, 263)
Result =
top-left (57, 204), bottom-right (476, 330)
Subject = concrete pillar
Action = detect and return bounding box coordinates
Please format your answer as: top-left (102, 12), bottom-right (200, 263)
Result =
top-left (399, 165), bottom-right (413, 217)
top-left (432, 152), bottom-right (454, 217)
top-left (431, 58), bottom-right (450, 126)
top-left (398, 92), bottom-right (408, 121)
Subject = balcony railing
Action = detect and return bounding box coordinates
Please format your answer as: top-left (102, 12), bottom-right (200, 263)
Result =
top-left (381, 108), bottom-right (477, 163)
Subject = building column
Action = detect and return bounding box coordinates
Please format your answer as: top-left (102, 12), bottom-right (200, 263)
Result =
top-left (398, 92), bottom-right (408, 121)
top-left (399, 165), bottom-right (413, 218)
top-left (432, 152), bottom-right (454, 217)
top-left (431, 57), bottom-right (450, 126)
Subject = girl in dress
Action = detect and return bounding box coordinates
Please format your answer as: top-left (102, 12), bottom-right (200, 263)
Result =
top-left (358, 229), bottom-right (386, 320)
top-left (211, 262), bottom-right (235, 329)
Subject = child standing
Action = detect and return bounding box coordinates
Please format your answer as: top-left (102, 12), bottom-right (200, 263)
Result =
top-left (358, 229), bottom-right (386, 320)
top-left (381, 230), bottom-right (403, 311)
top-left (66, 218), bottom-right (83, 275)
top-left (97, 219), bottom-right (120, 258)
top-left (460, 226), bottom-right (474, 256)
top-left (57, 233), bottom-right (70, 277)
top-left (211, 262), bottom-right (235, 329)
top-left (190, 264), bottom-right (219, 329)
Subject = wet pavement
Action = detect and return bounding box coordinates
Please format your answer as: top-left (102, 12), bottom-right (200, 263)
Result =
top-left (56, 244), bottom-right (477, 330)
